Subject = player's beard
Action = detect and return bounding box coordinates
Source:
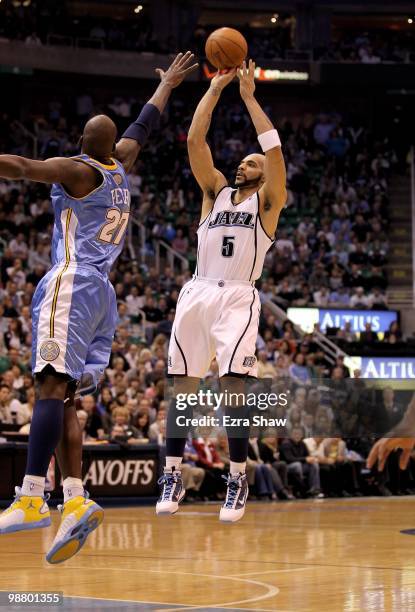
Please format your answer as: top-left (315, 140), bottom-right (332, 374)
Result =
top-left (234, 176), bottom-right (261, 189)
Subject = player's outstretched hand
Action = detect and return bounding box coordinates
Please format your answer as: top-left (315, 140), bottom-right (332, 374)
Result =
top-left (366, 437), bottom-right (415, 471)
top-left (210, 68), bottom-right (237, 91)
top-left (156, 51), bottom-right (199, 88)
top-left (238, 59), bottom-right (256, 100)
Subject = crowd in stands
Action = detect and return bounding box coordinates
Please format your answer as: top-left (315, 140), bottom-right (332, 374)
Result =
top-left (1, 2), bottom-right (415, 64)
top-left (0, 81), bottom-right (411, 500)
top-left (315, 29), bottom-right (415, 63)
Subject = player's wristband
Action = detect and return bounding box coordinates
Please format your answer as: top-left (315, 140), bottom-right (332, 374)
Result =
top-left (258, 129), bottom-right (281, 152)
top-left (122, 103), bottom-right (161, 146)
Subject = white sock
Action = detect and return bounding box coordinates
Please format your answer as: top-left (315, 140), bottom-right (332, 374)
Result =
top-left (21, 475), bottom-right (46, 497)
top-left (165, 456), bottom-right (182, 471)
top-left (230, 461), bottom-right (246, 475)
top-left (63, 477), bottom-right (84, 503)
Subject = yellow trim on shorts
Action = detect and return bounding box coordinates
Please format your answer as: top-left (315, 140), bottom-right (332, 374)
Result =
top-left (49, 209), bottom-right (72, 338)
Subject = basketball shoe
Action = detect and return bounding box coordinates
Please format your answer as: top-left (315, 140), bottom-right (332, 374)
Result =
top-left (46, 491), bottom-right (103, 564)
top-left (219, 472), bottom-right (248, 523)
top-left (0, 487), bottom-right (51, 534)
top-left (156, 468), bottom-right (185, 515)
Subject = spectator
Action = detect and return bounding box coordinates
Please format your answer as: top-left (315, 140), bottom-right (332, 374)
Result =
top-left (148, 407), bottom-right (167, 443)
top-left (18, 386), bottom-right (36, 434)
top-left (247, 437), bottom-right (278, 499)
top-left (4, 319), bottom-right (26, 350)
top-left (76, 409), bottom-right (100, 444)
top-left (317, 437), bottom-right (360, 496)
top-left (289, 354), bottom-right (312, 386)
top-left (359, 322), bottom-right (379, 344)
top-left (280, 426), bottom-right (323, 498)
top-left (110, 406), bottom-right (138, 442)
top-left (193, 432), bottom-right (227, 499)
top-left (131, 411), bottom-right (150, 440)
top-left (258, 433), bottom-right (294, 499)
top-left (257, 351), bottom-right (277, 379)
top-left (0, 384), bottom-right (29, 425)
top-left (350, 287), bottom-right (370, 308)
top-left (81, 395), bottom-right (105, 439)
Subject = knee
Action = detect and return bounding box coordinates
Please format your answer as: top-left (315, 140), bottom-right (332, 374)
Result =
top-left (289, 462), bottom-right (302, 476)
top-left (37, 373), bottom-right (68, 401)
top-left (219, 376), bottom-right (245, 402)
top-left (173, 376), bottom-right (200, 397)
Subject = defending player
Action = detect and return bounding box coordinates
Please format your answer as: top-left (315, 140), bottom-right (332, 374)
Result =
top-left (0, 52), bottom-right (197, 562)
top-left (157, 60), bottom-right (287, 522)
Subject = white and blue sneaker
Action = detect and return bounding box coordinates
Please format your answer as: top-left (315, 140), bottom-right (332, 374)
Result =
top-left (219, 472), bottom-right (248, 523)
top-left (156, 468), bottom-right (185, 515)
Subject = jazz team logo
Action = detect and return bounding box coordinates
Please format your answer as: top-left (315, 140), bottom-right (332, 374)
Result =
top-left (40, 340), bottom-right (60, 362)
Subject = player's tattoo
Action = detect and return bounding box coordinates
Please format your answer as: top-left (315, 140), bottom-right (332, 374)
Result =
top-left (210, 87), bottom-right (221, 97)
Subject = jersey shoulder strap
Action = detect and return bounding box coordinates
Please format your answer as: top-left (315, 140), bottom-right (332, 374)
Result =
top-left (213, 185), bottom-right (232, 210)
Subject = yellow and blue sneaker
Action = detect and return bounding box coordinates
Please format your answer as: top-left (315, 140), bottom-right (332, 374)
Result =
top-left (0, 487), bottom-right (51, 534)
top-left (46, 492), bottom-right (103, 564)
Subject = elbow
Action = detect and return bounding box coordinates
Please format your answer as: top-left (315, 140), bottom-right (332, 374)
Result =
top-left (187, 135), bottom-right (198, 149)
top-left (187, 131), bottom-right (204, 148)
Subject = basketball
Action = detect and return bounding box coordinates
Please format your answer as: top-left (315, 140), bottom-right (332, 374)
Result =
top-left (205, 27), bottom-right (248, 70)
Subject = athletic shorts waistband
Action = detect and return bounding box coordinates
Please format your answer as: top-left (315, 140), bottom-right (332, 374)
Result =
top-left (192, 275), bottom-right (255, 287)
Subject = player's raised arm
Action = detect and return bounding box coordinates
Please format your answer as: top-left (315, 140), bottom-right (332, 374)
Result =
top-left (0, 155), bottom-right (97, 197)
top-left (115, 51), bottom-right (198, 173)
top-left (187, 71), bottom-right (235, 218)
top-left (238, 60), bottom-right (287, 236)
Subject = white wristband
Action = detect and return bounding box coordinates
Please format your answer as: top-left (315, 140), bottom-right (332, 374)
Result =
top-left (258, 129), bottom-right (281, 152)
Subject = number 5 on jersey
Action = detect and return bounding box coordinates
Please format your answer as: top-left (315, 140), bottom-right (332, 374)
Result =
top-left (222, 236), bottom-right (235, 258)
top-left (98, 208), bottom-right (130, 245)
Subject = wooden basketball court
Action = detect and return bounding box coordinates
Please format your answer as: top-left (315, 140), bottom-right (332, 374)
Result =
top-left (1, 497), bottom-right (415, 611)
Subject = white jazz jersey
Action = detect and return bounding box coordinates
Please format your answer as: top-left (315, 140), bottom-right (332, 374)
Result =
top-left (168, 187), bottom-right (274, 379)
top-left (195, 186), bottom-right (274, 282)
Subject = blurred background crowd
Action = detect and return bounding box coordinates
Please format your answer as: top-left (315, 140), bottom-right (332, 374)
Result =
top-left (0, 91), bottom-right (412, 501)
top-left (1, 1), bottom-right (415, 63)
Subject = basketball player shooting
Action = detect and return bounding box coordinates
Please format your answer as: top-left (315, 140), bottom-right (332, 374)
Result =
top-left (0, 52), bottom-right (197, 562)
top-left (157, 60), bottom-right (287, 522)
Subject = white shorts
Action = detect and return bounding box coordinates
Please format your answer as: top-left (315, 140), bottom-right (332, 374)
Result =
top-left (168, 276), bottom-right (260, 379)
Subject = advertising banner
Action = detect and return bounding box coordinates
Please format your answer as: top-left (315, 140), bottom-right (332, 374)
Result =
top-left (287, 307), bottom-right (398, 335)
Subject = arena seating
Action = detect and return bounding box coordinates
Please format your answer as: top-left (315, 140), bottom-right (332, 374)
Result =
top-left (1, 2), bottom-right (415, 63)
top-left (0, 80), bottom-right (410, 500)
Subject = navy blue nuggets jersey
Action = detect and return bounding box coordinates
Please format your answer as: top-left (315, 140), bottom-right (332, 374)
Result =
top-left (50, 154), bottom-right (131, 275)
top-left (31, 154), bottom-right (131, 384)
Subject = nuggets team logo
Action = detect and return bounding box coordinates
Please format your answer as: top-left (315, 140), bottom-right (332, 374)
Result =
top-left (114, 173), bottom-right (123, 185)
top-left (243, 356), bottom-right (256, 367)
top-left (40, 340), bottom-right (60, 362)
